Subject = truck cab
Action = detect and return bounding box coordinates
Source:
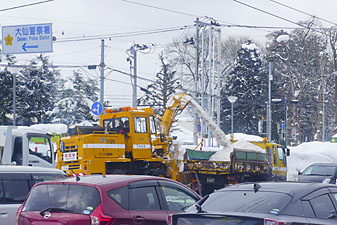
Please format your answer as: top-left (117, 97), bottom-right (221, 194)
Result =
top-left (0, 126), bottom-right (55, 168)
top-left (57, 107), bottom-right (164, 176)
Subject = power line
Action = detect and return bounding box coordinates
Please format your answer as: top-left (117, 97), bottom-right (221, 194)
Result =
top-left (232, 0), bottom-right (327, 35)
top-left (270, 0), bottom-right (337, 27)
top-left (52, 45), bottom-right (100, 58)
top-left (233, 0), bottom-right (306, 29)
top-left (0, 0), bottom-right (53, 12)
top-left (55, 26), bottom-right (193, 43)
top-left (220, 23), bottom-right (299, 30)
top-left (121, 0), bottom-right (199, 18)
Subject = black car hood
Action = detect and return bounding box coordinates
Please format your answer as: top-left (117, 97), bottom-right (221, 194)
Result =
top-left (298, 175), bottom-right (330, 183)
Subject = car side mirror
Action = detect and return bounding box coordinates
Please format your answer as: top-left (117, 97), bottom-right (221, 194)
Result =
top-left (297, 170), bottom-right (302, 175)
top-left (328, 210), bottom-right (337, 218)
top-left (286, 148), bottom-right (290, 156)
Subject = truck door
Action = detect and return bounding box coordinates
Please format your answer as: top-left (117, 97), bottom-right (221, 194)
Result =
top-left (25, 134), bottom-right (55, 168)
top-left (270, 145), bottom-right (287, 181)
top-left (133, 116), bottom-right (152, 159)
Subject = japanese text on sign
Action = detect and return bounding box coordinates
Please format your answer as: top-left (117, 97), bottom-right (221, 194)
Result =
top-left (63, 152), bottom-right (77, 162)
top-left (2, 23), bottom-right (53, 54)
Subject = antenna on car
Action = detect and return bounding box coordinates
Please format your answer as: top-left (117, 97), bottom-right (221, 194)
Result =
top-left (70, 168), bottom-right (80, 182)
top-left (254, 183), bottom-right (261, 193)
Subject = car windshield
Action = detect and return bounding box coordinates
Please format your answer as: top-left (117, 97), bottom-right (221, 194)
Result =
top-left (186, 190), bottom-right (291, 214)
top-left (22, 184), bottom-right (101, 215)
top-left (302, 165), bottom-right (336, 176)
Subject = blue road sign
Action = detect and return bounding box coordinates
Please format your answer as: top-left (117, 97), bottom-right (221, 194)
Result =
top-left (91, 102), bottom-right (103, 116)
top-left (2, 23), bottom-right (53, 54)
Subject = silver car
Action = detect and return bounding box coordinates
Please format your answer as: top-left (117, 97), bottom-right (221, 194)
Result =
top-left (298, 163), bottom-right (337, 183)
top-left (0, 165), bottom-right (66, 225)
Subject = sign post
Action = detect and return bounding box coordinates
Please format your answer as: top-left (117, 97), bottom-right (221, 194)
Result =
top-left (2, 23), bottom-right (53, 54)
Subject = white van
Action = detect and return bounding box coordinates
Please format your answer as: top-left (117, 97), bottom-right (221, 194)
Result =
top-left (0, 165), bottom-right (66, 225)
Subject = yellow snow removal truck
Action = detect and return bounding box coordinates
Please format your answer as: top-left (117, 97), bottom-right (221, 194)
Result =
top-left (56, 94), bottom-right (289, 195)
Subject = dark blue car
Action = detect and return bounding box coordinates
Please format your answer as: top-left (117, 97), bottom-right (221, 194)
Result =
top-left (170, 182), bottom-right (337, 225)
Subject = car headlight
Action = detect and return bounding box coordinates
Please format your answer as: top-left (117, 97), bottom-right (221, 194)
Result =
top-left (323, 178), bottom-right (336, 184)
top-left (323, 178), bottom-right (331, 184)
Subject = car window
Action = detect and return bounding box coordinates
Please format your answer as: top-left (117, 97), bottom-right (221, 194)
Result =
top-left (277, 147), bottom-right (284, 161)
top-left (11, 137), bottom-right (23, 165)
top-left (195, 191), bottom-right (292, 214)
top-left (129, 186), bottom-right (160, 210)
top-left (22, 184), bottom-right (101, 215)
top-left (30, 173), bottom-right (66, 185)
top-left (0, 179), bottom-right (30, 204)
top-left (0, 172), bottom-right (65, 204)
top-left (0, 173), bottom-right (30, 204)
top-left (302, 200), bottom-right (315, 218)
top-left (160, 185), bottom-right (198, 211)
top-left (28, 134), bottom-right (53, 163)
top-left (108, 186), bottom-right (128, 209)
top-left (310, 194), bottom-right (336, 219)
top-left (134, 117), bottom-right (147, 133)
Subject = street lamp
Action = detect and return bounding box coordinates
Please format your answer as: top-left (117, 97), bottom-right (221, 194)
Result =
top-left (267, 33), bottom-right (290, 143)
top-left (6, 65), bottom-right (20, 126)
top-left (227, 96), bottom-right (238, 139)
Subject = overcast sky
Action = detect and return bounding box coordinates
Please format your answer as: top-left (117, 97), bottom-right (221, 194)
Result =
top-left (1, 0), bottom-right (336, 107)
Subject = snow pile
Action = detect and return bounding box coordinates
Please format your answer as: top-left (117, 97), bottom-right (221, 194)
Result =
top-left (287, 141), bottom-right (337, 181)
top-left (210, 138), bottom-right (266, 161)
top-left (30, 124), bottom-right (68, 134)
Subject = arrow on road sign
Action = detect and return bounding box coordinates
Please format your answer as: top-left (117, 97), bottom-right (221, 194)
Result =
top-left (22, 43), bottom-right (38, 52)
top-left (91, 102), bottom-right (103, 116)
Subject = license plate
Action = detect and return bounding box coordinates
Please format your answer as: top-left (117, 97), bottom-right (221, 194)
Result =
top-left (206, 177), bottom-right (215, 183)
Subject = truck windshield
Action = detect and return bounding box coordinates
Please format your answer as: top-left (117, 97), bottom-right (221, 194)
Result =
top-left (104, 117), bottom-right (130, 133)
top-left (28, 134), bottom-right (53, 163)
top-left (302, 165), bottom-right (336, 176)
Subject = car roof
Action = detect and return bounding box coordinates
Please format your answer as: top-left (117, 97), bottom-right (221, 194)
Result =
top-left (217, 182), bottom-right (336, 201)
top-left (36, 174), bottom-right (183, 189)
top-left (0, 165), bottom-right (64, 173)
top-left (307, 163), bottom-right (337, 167)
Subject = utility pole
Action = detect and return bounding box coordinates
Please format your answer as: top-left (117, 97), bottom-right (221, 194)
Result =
top-left (127, 43), bottom-right (149, 108)
top-left (100, 39), bottom-right (105, 106)
top-left (13, 72), bottom-right (16, 126)
top-left (284, 95), bottom-right (288, 148)
top-left (201, 29), bottom-right (206, 137)
top-left (207, 27), bottom-right (213, 147)
top-left (267, 62), bottom-right (273, 141)
top-left (216, 29), bottom-right (221, 130)
top-left (193, 18), bottom-right (200, 145)
top-left (131, 46), bottom-right (137, 108)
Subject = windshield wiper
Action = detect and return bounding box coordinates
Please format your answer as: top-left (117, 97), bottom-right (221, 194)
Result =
top-left (307, 174), bottom-right (331, 176)
top-left (40, 207), bottom-right (73, 216)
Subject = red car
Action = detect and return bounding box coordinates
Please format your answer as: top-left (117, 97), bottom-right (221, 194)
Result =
top-left (16, 175), bottom-right (200, 225)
